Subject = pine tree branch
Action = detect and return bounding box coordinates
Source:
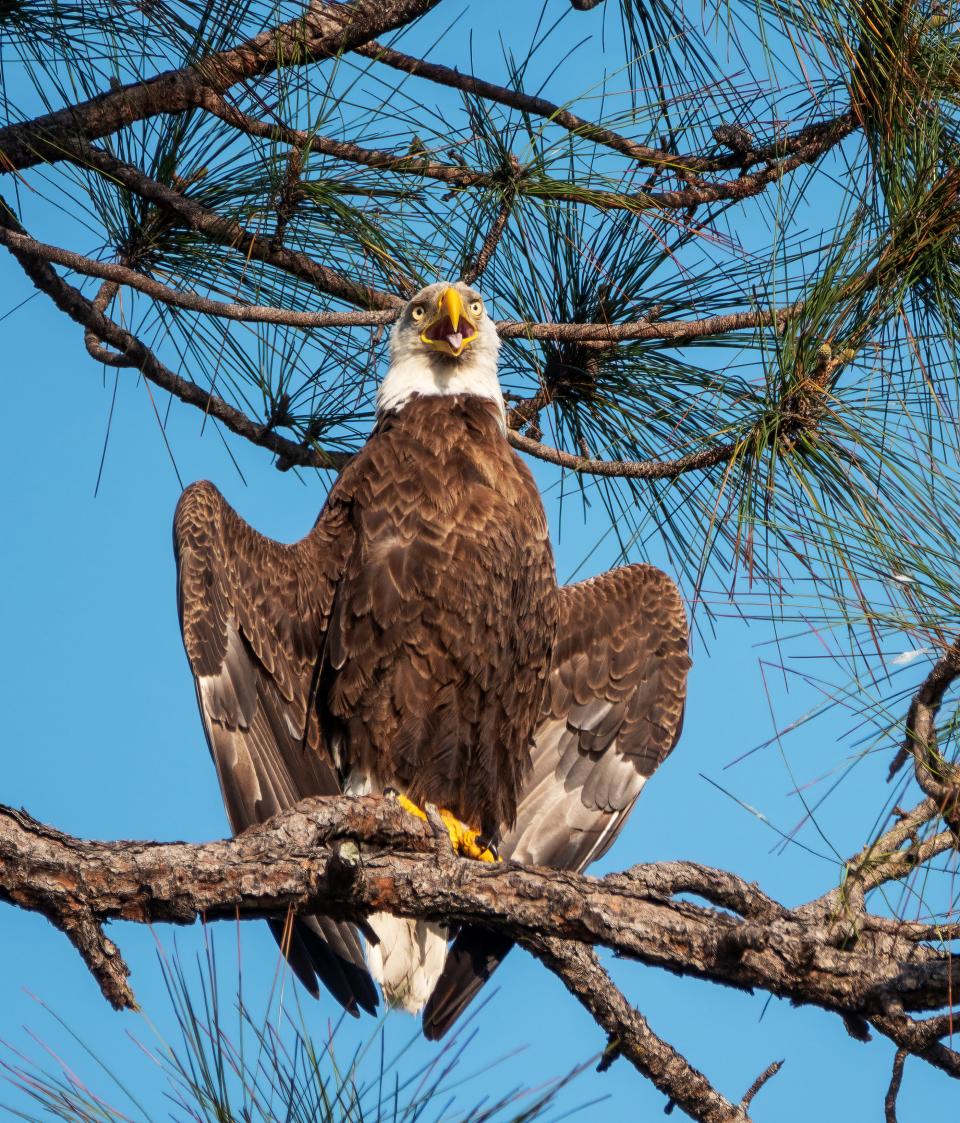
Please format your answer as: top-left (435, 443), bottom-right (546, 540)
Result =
top-left (508, 430), bottom-right (740, 478)
top-left (0, 225), bottom-right (805, 344)
top-left (461, 184), bottom-right (518, 285)
top-left (355, 40), bottom-right (857, 179)
top-left (523, 935), bottom-right (760, 1123)
top-left (198, 90), bottom-right (856, 215)
top-left (2, 795), bottom-right (959, 1095)
top-left (0, 214), bottom-right (797, 485)
top-left (0, 0), bottom-right (443, 174)
top-left (0, 195), bottom-right (351, 471)
top-left (70, 142), bottom-right (401, 310)
top-left (0, 225), bottom-right (399, 329)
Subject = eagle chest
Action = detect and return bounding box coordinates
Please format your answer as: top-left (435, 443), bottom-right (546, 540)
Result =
top-left (325, 406), bottom-right (557, 832)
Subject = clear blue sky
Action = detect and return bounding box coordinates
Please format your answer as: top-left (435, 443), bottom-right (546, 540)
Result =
top-left (0, 2), bottom-right (950, 1119)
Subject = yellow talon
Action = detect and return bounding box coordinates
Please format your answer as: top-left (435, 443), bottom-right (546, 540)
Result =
top-left (390, 792), bottom-right (500, 862)
top-left (394, 792), bottom-right (428, 821)
top-left (438, 809), bottom-right (500, 862)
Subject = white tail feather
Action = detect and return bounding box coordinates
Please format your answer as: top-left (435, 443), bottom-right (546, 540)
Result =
top-left (365, 913), bottom-right (448, 1013)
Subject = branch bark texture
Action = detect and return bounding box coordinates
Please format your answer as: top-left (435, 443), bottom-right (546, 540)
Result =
top-left (1, 794), bottom-right (958, 1091)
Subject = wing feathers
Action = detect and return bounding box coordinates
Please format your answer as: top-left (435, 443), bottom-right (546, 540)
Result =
top-left (175, 481), bottom-right (376, 1017)
top-left (423, 564), bottom-right (689, 1040)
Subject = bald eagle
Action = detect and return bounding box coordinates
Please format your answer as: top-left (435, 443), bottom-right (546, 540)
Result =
top-left (174, 282), bottom-right (690, 1030)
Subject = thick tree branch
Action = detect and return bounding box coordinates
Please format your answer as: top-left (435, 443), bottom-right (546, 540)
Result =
top-left (0, 1), bottom-right (442, 174)
top-left (2, 795), bottom-right (959, 1087)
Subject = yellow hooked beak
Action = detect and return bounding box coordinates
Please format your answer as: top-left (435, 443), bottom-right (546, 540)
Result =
top-left (420, 287), bottom-right (479, 358)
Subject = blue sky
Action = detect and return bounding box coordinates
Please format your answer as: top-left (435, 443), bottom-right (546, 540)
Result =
top-left (0, 2), bottom-right (953, 1119)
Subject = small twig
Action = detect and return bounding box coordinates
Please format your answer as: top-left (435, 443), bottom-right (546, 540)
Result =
top-left (889, 636), bottom-right (960, 832)
top-left (461, 182), bottom-right (517, 286)
top-left (739, 1059), bottom-right (784, 1113)
top-left (884, 1049), bottom-right (907, 1122)
top-left (83, 280), bottom-right (127, 366)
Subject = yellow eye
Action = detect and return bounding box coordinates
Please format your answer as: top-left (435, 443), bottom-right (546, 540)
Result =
top-left (411, 305), bottom-right (425, 321)
top-left (469, 300), bottom-right (483, 317)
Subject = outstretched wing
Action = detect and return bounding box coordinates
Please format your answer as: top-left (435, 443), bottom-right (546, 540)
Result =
top-left (174, 479), bottom-right (378, 1016)
top-left (422, 564), bottom-right (690, 1039)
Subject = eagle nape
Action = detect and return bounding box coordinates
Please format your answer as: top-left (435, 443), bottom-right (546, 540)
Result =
top-left (173, 280), bottom-right (690, 1031)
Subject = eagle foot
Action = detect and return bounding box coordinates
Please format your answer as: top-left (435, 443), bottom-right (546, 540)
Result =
top-left (388, 791), bottom-right (500, 862)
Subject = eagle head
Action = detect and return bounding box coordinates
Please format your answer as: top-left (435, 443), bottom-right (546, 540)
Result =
top-left (378, 282), bottom-right (503, 427)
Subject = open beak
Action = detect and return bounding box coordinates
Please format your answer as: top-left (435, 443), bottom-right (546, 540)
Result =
top-left (420, 287), bottom-right (479, 357)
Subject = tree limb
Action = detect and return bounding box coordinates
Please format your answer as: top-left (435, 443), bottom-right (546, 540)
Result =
top-left (524, 935), bottom-right (757, 1123)
top-left (70, 142), bottom-right (400, 310)
top-left (508, 430), bottom-right (740, 479)
top-left (0, 194), bottom-right (351, 471)
top-left (356, 40), bottom-right (857, 180)
top-left (2, 795), bottom-right (959, 1087)
top-left (0, 1), bottom-right (443, 174)
top-left (0, 208), bottom-right (780, 484)
top-left (0, 224), bottom-right (804, 344)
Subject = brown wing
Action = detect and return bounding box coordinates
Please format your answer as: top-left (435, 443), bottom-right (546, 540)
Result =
top-left (174, 479), bottom-right (378, 1016)
top-left (422, 564), bottom-right (690, 1038)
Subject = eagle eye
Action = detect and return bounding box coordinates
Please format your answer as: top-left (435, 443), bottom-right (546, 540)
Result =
top-left (469, 300), bottom-right (483, 317)
top-left (411, 305), bottom-right (425, 322)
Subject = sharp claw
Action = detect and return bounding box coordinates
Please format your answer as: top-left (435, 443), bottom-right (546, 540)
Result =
top-left (476, 836), bottom-right (500, 861)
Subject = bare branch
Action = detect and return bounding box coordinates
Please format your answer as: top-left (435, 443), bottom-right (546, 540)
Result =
top-left (496, 304), bottom-right (804, 342)
top-left (507, 430), bottom-right (740, 479)
top-left (739, 1060), bottom-right (784, 1114)
top-left (884, 1050), bottom-right (907, 1123)
top-left (82, 280), bottom-right (127, 366)
top-left (523, 936), bottom-right (750, 1123)
top-left (888, 636), bottom-right (960, 831)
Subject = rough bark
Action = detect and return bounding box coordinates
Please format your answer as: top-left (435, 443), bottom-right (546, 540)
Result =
top-left (1, 795), bottom-right (957, 1083)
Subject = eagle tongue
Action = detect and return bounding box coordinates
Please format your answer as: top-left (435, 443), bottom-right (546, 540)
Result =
top-left (447, 330), bottom-right (464, 351)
